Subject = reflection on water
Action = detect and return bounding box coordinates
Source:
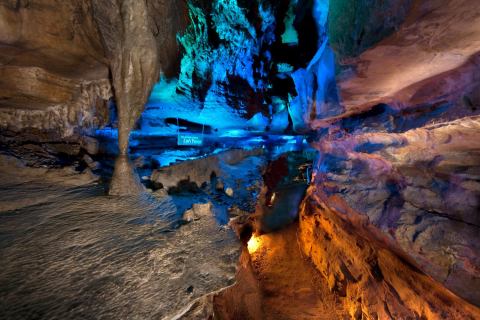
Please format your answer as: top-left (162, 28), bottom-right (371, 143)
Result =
top-left (96, 132), bottom-right (311, 169)
top-left (0, 173), bottom-right (239, 319)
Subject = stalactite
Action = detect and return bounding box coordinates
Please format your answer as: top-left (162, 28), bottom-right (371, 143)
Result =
top-left (92, 0), bottom-right (185, 196)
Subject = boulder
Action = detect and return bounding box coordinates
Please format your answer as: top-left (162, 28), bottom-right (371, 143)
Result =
top-left (183, 203), bottom-right (213, 222)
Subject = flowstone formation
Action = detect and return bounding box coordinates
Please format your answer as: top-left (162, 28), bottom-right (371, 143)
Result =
top-left (92, 0), bottom-right (187, 195)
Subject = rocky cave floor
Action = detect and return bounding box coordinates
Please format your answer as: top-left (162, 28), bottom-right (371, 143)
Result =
top-left (1, 131), bottom-right (479, 319)
top-left (0, 155), bottom-right (240, 319)
top-left (0, 136), bottom-right (318, 319)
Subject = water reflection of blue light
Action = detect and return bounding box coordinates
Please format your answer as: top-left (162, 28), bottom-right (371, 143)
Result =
top-left (95, 128), bottom-right (118, 138)
top-left (152, 149), bottom-right (201, 167)
top-left (219, 129), bottom-right (249, 138)
top-left (246, 136), bottom-right (265, 143)
top-left (140, 133), bottom-right (310, 168)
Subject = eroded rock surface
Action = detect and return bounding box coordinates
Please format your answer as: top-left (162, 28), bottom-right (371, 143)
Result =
top-left (0, 1), bottom-right (111, 137)
top-left (0, 155), bottom-right (240, 319)
top-left (328, 0), bottom-right (413, 59)
top-left (308, 0), bottom-right (480, 308)
top-left (151, 148), bottom-right (265, 192)
top-left (324, 0), bottom-right (480, 119)
top-left (298, 184), bottom-right (480, 319)
top-left (314, 117), bottom-right (480, 305)
top-left (1, 0), bottom-right (479, 318)
top-left (0, 1), bottom-right (187, 195)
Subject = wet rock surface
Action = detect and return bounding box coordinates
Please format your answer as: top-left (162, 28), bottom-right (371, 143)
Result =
top-left (1, 0), bottom-right (480, 318)
top-left (151, 148), bottom-right (265, 193)
top-left (150, 145), bottom-right (314, 228)
top-left (0, 155), bottom-right (239, 319)
top-left (0, 137), bottom-right (315, 319)
top-left (174, 224), bottom-right (344, 320)
top-left (109, 155), bottom-right (146, 196)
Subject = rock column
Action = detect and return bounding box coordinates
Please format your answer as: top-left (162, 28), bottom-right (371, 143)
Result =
top-left (93, 0), bottom-right (160, 195)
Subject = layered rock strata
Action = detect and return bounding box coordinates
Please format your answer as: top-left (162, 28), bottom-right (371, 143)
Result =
top-left (308, 0), bottom-right (480, 308)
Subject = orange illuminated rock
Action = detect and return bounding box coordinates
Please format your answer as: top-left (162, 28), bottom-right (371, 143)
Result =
top-left (298, 184), bottom-right (480, 319)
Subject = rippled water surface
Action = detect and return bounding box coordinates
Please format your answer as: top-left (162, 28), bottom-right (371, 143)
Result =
top-left (0, 166), bottom-right (239, 319)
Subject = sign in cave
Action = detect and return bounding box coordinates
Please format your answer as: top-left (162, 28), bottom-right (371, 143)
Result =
top-left (177, 134), bottom-right (204, 146)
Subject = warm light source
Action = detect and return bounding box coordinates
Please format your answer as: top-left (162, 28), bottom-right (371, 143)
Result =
top-left (270, 192), bottom-right (276, 204)
top-left (247, 234), bottom-right (262, 254)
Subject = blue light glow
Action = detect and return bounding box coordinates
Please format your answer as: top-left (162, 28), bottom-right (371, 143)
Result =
top-left (281, 0), bottom-right (299, 45)
top-left (219, 129), bottom-right (249, 138)
top-left (313, 0), bottom-right (329, 40)
top-left (288, 0), bottom-right (339, 131)
top-left (277, 63), bottom-right (294, 73)
top-left (134, 0), bottom-right (338, 139)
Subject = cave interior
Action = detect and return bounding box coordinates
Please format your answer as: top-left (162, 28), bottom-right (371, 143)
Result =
top-left (0, 0), bottom-right (479, 319)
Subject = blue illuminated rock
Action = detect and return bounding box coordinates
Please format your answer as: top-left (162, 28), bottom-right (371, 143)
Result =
top-left (142, 0), bottom-right (341, 135)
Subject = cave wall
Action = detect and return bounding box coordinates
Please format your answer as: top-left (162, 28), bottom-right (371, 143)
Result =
top-left (328, 0), bottom-right (412, 60)
top-left (1, 0), bottom-right (343, 150)
top-left (299, 184), bottom-right (480, 318)
top-left (0, 1), bottom-right (105, 60)
top-left (140, 0), bottom-right (342, 134)
top-left (0, 0), bottom-right (187, 192)
top-left (0, 0), bottom-right (111, 137)
top-left (306, 0), bottom-right (480, 307)
top-left (0, 0), bottom-right (186, 141)
top-left (0, 0), bottom-right (479, 316)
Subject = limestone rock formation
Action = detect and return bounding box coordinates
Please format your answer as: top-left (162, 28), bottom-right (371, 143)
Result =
top-left (142, 0), bottom-right (344, 134)
top-left (0, 1), bottom-right (111, 137)
top-left (151, 148), bottom-right (265, 191)
top-left (0, 0), bottom-right (187, 195)
top-left (328, 0), bottom-right (413, 59)
top-left (108, 155), bottom-right (146, 195)
top-left (1, 0), bottom-right (479, 317)
top-left (298, 184), bottom-right (480, 319)
top-left (91, 0), bottom-right (187, 195)
top-left (313, 117), bottom-right (480, 306)
top-left (92, 0), bottom-right (185, 155)
top-left (307, 0), bottom-right (480, 308)
top-left (324, 0), bottom-right (480, 118)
